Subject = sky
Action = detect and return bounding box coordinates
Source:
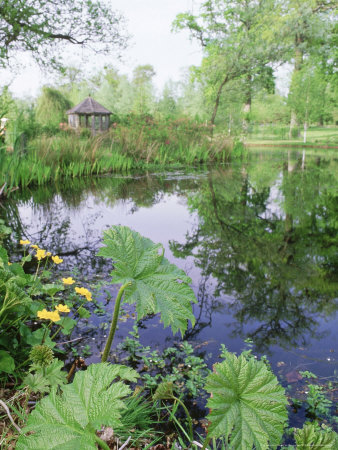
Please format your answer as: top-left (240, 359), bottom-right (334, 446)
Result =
top-left (1, 0), bottom-right (204, 99)
top-left (1, 0), bottom-right (289, 99)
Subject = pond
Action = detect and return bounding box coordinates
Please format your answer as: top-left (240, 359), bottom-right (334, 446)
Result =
top-left (3, 148), bottom-right (337, 386)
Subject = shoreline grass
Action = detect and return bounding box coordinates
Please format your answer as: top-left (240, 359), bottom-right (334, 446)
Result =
top-left (0, 126), bottom-right (241, 193)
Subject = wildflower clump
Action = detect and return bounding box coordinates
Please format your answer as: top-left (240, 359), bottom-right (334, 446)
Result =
top-left (37, 308), bottom-right (61, 322)
top-left (29, 345), bottom-right (54, 367)
top-left (62, 277), bottom-right (75, 285)
top-left (75, 287), bottom-right (92, 301)
top-left (55, 304), bottom-right (70, 313)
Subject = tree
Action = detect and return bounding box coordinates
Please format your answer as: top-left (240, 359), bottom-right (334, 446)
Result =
top-left (174, 0), bottom-right (285, 127)
top-left (288, 60), bottom-right (330, 141)
top-left (132, 65), bottom-right (156, 116)
top-left (36, 87), bottom-right (72, 129)
top-left (0, 0), bottom-right (128, 68)
top-left (284, 0), bottom-right (336, 136)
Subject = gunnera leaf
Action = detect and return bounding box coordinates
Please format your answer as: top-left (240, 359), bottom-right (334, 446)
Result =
top-left (17, 363), bottom-right (139, 449)
top-left (294, 423), bottom-right (338, 449)
top-left (205, 353), bottom-right (288, 450)
top-left (98, 226), bottom-right (197, 335)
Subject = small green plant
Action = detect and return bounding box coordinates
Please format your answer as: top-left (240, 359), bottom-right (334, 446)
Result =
top-left (16, 363), bottom-right (139, 449)
top-left (305, 384), bottom-right (333, 419)
top-left (294, 422), bottom-right (338, 449)
top-left (97, 225), bottom-right (197, 362)
top-left (203, 351), bottom-right (288, 449)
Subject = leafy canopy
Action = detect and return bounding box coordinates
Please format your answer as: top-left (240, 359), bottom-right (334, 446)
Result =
top-left (0, 0), bottom-right (128, 67)
top-left (17, 363), bottom-right (139, 449)
top-left (98, 226), bottom-right (197, 335)
top-left (205, 352), bottom-right (288, 449)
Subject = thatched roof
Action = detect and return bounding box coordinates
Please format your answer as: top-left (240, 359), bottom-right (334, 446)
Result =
top-left (66, 97), bottom-right (112, 115)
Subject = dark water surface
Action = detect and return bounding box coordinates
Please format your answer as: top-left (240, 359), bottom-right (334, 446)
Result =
top-left (4, 149), bottom-right (338, 382)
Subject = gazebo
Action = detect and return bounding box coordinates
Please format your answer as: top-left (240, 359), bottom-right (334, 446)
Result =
top-left (66, 97), bottom-right (112, 135)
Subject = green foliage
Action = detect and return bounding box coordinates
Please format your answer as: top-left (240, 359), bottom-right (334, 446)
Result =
top-left (0, 349), bottom-right (15, 373)
top-left (294, 423), bottom-right (338, 449)
top-left (22, 359), bottom-right (67, 394)
top-left (205, 352), bottom-right (288, 449)
top-left (17, 363), bottom-right (139, 449)
top-left (0, 0), bottom-right (128, 68)
top-left (29, 344), bottom-right (54, 367)
top-left (98, 225), bottom-right (197, 335)
top-left (305, 385), bottom-right (333, 419)
top-left (36, 87), bottom-right (72, 131)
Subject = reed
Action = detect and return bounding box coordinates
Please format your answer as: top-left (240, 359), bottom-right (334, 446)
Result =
top-left (0, 123), bottom-right (238, 193)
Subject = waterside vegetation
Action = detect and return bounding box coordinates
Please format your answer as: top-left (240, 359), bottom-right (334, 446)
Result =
top-left (0, 225), bottom-right (337, 449)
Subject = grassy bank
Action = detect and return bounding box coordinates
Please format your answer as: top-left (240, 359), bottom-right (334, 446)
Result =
top-left (245, 126), bottom-right (338, 147)
top-left (0, 122), bottom-right (241, 193)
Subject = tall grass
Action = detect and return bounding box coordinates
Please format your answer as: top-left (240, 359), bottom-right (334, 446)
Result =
top-left (0, 121), bottom-right (239, 193)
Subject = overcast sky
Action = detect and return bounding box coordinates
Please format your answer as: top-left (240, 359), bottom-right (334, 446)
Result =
top-left (1, 0), bottom-right (204, 99)
top-left (1, 0), bottom-right (289, 99)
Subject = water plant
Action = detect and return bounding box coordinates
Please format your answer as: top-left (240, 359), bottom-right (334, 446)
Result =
top-left (97, 225), bottom-right (197, 362)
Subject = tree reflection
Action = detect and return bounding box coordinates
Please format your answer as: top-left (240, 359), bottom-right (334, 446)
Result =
top-left (171, 154), bottom-right (338, 353)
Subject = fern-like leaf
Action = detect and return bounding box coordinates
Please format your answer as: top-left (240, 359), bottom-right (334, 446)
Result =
top-left (294, 423), bottom-right (338, 449)
top-left (98, 226), bottom-right (197, 335)
top-left (17, 363), bottom-right (139, 449)
top-left (205, 353), bottom-right (288, 450)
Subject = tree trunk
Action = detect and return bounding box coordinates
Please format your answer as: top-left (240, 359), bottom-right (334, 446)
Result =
top-left (210, 75), bottom-right (229, 129)
top-left (289, 34), bottom-right (303, 139)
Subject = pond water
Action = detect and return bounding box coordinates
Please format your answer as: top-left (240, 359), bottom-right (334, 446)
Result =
top-left (3, 148), bottom-right (338, 384)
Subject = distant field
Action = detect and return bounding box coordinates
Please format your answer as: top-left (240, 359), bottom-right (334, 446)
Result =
top-left (245, 126), bottom-right (338, 147)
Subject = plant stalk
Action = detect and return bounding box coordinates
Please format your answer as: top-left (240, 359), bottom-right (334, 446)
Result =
top-left (101, 282), bottom-right (131, 362)
top-left (172, 395), bottom-right (193, 443)
top-left (93, 434), bottom-right (110, 450)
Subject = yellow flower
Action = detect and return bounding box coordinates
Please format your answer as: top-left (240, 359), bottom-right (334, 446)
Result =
top-left (62, 277), bottom-right (75, 285)
top-left (20, 239), bottom-right (31, 245)
top-left (46, 252), bottom-right (52, 257)
top-left (75, 286), bottom-right (92, 301)
top-left (52, 255), bottom-right (63, 264)
top-left (55, 304), bottom-right (70, 313)
top-left (8, 262), bottom-right (12, 265)
top-left (30, 244), bottom-right (39, 249)
top-left (37, 309), bottom-right (61, 322)
top-left (35, 249), bottom-right (46, 261)
top-left (49, 311), bottom-right (61, 322)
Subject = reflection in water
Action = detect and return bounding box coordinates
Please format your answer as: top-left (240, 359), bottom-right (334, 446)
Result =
top-left (1, 150), bottom-right (337, 374)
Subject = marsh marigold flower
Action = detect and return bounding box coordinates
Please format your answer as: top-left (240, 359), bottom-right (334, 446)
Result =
top-left (30, 244), bottom-right (39, 249)
top-left (62, 277), bottom-right (75, 285)
top-left (55, 304), bottom-right (70, 313)
top-left (52, 255), bottom-right (63, 264)
top-left (35, 249), bottom-right (46, 260)
top-left (46, 252), bottom-right (52, 257)
top-left (75, 286), bottom-right (92, 301)
top-left (37, 308), bottom-right (61, 322)
top-left (20, 239), bottom-right (30, 245)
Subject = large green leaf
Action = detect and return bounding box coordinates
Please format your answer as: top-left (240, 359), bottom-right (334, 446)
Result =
top-left (205, 353), bottom-right (288, 450)
top-left (17, 363), bottom-right (139, 449)
top-left (98, 226), bottom-right (197, 335)
top-left (294, 423), bottom-right (338, 449)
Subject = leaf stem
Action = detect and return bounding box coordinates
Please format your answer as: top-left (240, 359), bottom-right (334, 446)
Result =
top-left (93, 434), bottom-right (110, 450)
top-left (101, 282), bottom-right (131, 362)
top-left (172, 395), bottom-right (193, 443)
top-left (201, 434), bottom-right (212, 450)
